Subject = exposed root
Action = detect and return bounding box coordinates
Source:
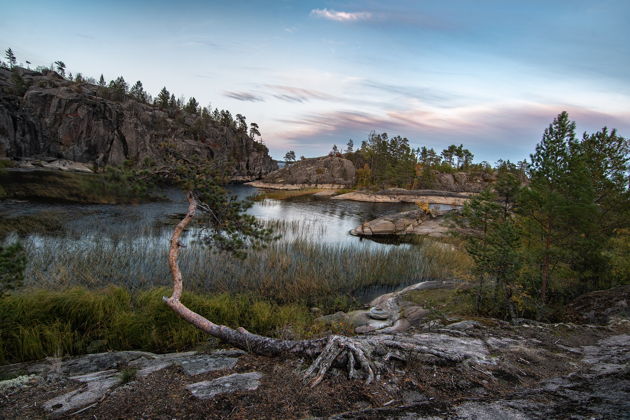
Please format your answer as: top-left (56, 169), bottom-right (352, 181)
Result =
top-left (303, 334), bottom-right (463, 386)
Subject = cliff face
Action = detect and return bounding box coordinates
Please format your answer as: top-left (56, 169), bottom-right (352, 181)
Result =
top-left (0, 67), bottom-right (276, 178)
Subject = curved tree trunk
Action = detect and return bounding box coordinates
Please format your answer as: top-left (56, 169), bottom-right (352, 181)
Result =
top-left (164, 192), bottom-right (459, 386)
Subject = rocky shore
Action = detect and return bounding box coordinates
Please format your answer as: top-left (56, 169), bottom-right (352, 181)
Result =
top-left (333, 189), bottom-right (471, 206)
top-left (2, 282), bottom-right (628, 419)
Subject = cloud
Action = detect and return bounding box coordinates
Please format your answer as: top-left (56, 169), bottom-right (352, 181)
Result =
top-left (268, 102), bottom-right (630, 161)
top-left (266, 85), bottom-right (338, 103)
top-left (362, 80), bottom-right (459, 106)
top-left (223, 91), bottom-right (265, 102)
top-left (310, 8), bottom-right (372, 22)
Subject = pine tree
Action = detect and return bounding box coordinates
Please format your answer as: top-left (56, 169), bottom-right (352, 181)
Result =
top-left (184, 97), bottom-right (199, 114)
top-left (54, 61), bottom-right (66, 77)
top-left (519, 111), bottom-right (577, 303)
top-left (98, 74), bottom-right (106, 87)
top-left (168, 94), bottom-right (177, 109)
top-left (156, 87), bottom-right (170, 109)
top-left (129, 80), bottom-right (147, 102)
top-left (5, 48), bottom-right (16, 68)
top-left (249, 122), bottom-right (261, 139)
top-left (235, 113), bottom-right (246, 131)
top-left (108, 76), bottom-right (128, 101)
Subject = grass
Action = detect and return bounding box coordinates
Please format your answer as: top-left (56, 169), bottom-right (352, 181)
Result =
top-left (0, 212), bottom-right (65, 240)
top-left (21, 232), bottom-right (460, 311)
top-left (252, 188), bottom-right (324, 201)
top-left (0, 170), bottom-right (157, 204)
top-left (0, 286), bottom-right (320, 364)
top-left (404, 287), bottom-right (476, 321)
top-left (1, 211), bottom-right (469, 364)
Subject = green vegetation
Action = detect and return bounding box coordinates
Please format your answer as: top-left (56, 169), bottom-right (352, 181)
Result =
top-left (252, 188), bottom-right (324, 201)
top-left (343, 132), bottom-right (520, 190)
top-left (348, 132), bottom-right (417, 188)
top-left (0, 286), bottom-right (317, 364)
top-left (0, 212), bottom-right (65, 239)
top-left (456, 112), bottom-right (630, 320)
top-left (21, 231), bottom-right (455, 310)
top-left (404, 288), bottom-right (476, 321)
top-left (0, 242), bottom-right (26, 297)
top-left (0, 169), bottom-right (156, 204)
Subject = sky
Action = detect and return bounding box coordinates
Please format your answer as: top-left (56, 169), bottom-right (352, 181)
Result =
top-left (2, 0), bottom-right (630, 163)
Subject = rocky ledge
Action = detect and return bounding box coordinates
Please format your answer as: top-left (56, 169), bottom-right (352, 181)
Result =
top-left (333, 188), bottom-right (471, 205)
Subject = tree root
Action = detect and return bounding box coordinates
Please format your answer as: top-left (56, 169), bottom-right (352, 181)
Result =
top-left (302, 334), bottom-right (462, 386)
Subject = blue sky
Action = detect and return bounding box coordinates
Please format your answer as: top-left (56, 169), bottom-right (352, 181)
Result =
top-left (2, 0), bottom-right (629, 163)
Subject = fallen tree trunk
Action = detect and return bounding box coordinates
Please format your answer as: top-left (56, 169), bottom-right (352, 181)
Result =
top-left (164, 192), bottom-right (460, 386)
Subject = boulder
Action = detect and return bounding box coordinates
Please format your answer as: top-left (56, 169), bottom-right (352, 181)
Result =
top-left (351, 209), bottom-right (431, 236)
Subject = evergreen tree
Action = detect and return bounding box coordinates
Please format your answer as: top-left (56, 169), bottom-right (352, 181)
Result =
top-left (441, 144), bottom-right (458, 167)
top-left (168, 94), bottom-right (177, 109)
top-left (185, 97), bottom-right (199, 114)
top-left (519, 111), bottom-right (578, 303)
top-left (156, 87), bottom-right (170, 109)
top-left (249, 122), bottom-right (261, 139)
top-left (284, 151), bottom-right (296, 163)
top-left (98, 74), bottom-right (106, 87)
top-left (346, 139), bottom-right (354, 153)
top-left (235, 113), bottom-right (247, 132)
top-left (54, 61), bottom-right (66, 77)
top-left (129, 80), bottom-right (147, 102)
top-left (5, 48), bottom-right (16, 68)
top-left (108, 76), bottom-right (128, 101)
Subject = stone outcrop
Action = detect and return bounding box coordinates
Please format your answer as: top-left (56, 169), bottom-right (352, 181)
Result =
top-left (248, 156), bottom-right (356, 189)
top-left (333, 188), bottom-right (471, 205)
top-left (427, 171), bottom-right (497, 193)
top-left (0, 67), bottom-right (276, 178)
top-left (350, 209), bottom-right (452, 238)
top-left (316, 280), bottom-right (459, 334)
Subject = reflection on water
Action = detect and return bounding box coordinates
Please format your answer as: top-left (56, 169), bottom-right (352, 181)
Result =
top-left (1, 185), bottom-right (455, 250)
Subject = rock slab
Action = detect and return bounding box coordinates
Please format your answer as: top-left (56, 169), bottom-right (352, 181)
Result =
top-left (186, 372), bottom-right (264, 400)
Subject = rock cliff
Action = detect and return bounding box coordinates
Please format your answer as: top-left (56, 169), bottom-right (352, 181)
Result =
top-left (249, 156), bottom-right (356, 188)
top-left (0, 67), bottom-right (276, 178)
top-left (424, 170), bottom-right (497, 192)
